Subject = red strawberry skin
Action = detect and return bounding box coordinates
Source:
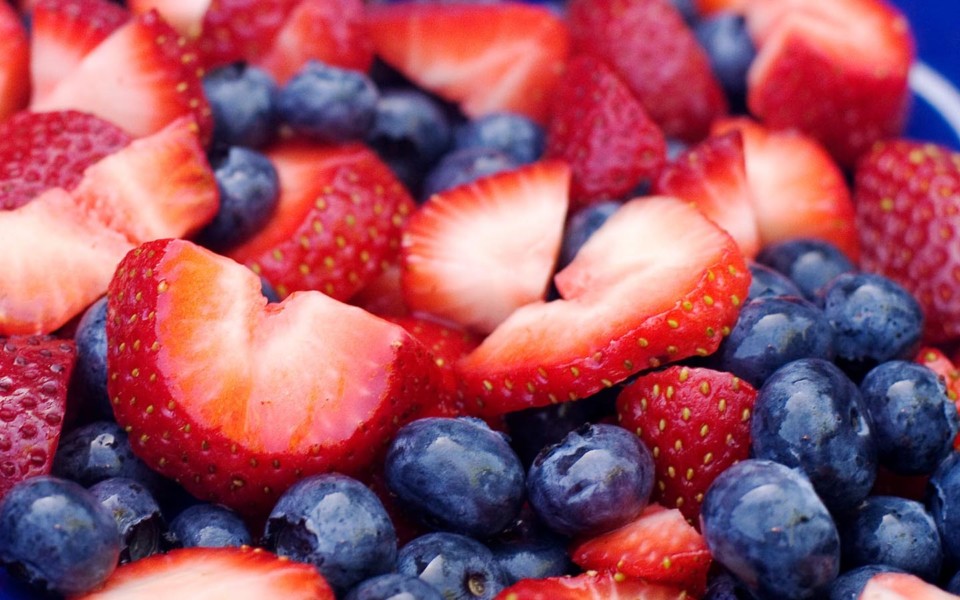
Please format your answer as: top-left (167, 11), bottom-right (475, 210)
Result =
top-left (855, 140), bottom-right (960, 343)
top-left (916, 347), bottom-right (960, 449)
top-left (494, 571), bottom-right (688, 600)
top-left (0, 1), bottom-right (30, 122)
top-left (197, 0), bottom-right (300, 69)
top-left (0, 335), bottom-right (76, 501)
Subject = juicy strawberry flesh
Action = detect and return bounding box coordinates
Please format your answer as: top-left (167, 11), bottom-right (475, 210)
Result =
top-left (197, 0), bottom-right (302, 69)
top-left (496, 571), bottom-right (689, 600)
top-left (0, 0), bottom-right (29, 121)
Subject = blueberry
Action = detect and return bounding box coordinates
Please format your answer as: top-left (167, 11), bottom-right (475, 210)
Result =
top-left (526, 423), bottom-right (655, 538)
top-left (949, 569), bottom-right (960, 595)
top-left (700, 459), bottom-right (840, 599)
top-left (51, 420), bottom-right (164, 493)
top-left (837, 495), bottom-right (942, 581)
top-left (828, 565), bottom-right (907, 600)
top-left (489, 535), bottom-right (572, 585)
top-left (345, 573), bottom-right (444, 600)
top-left (278, 61), bottom-right (379, 143)
top-left (196, 147), bottom-right (280, 251)
top-left (88, 477), bottom-right (164, 563)
top-left (420, 147), bottom-right (519, 200)
top-left (167, 503), bottom-right (252, 548)
top-left (694, 12), bottom-right (756, 111)
top-left (747, 261), bottom-right (803, 301)
top-left (670, 0), bottom-right (699, 25)
top-left (72, 296), bottom-right (112, 421)
top-left (928, 451), bottom-right (960, 561)
top-left (0, 476), bottom-right (120, 595)
top-left (757, 239), bottom-right (856, 300)
top-left (558, 201), bottom-right (621, 269)
top-left (453, 112), bottom-right (545, 165)
top-left (703, 569), bottom-right (754, 600)
top-left (751, 358), bottom-right (877, 513)
top-left (397, 532), bottom-right (507, 600)
top-left (203, 63), bottom-right (279, 149)
top-left (859, 361), bottom-right (959, 475)
top-left (384, 417), bottom-right (525, 538)
top-left (263, 473), bottom-right (397, 595)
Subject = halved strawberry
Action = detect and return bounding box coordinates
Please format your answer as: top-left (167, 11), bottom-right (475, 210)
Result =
top-left (859, 572), bottom-right (960, 600)
top-left (0, 335), bottom-right (76, 500)
top-left (196, 0), bottom-right (300, 69)
top-left (74, 546), bottom-right (334, 599)
top-left (365, 2), bottom-right (570, 124)
top-left (567, 0), bottom-right (727, 141)
top-left (401, 161), bottom-right (570, 334)
top-left (713, 117), bottom-right (859, 261)
top-left (459, 195), bottom-right (749, 417)
top-left (494, 571), bottom-right (688, 600)
top-left (227, 140), bottom-right (414, 302)
top-left (655, 130), bottom-right (760, 258)
top-left (0, 1), bottom-right (29, 122)
top-left (128, 0), bottom-right (211, 38)
top-left (695, 0), bottom-right (746, 14)
top-left (570, 504), bottom-right (712, 594)
top-left (350, 263), bottom-right (409, 319)
top-left (545, 54), bottom-right (666, 209)
top-left (32, 10), bottom-right (213, 143)
top-left (106, 238), bottom-right (441, 515)
top-left (0, 110), bottom-right (132, 211)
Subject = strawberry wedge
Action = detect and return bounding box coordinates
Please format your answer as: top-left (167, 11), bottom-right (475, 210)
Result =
top-left (495, 571), bottom-right (688, 600)
top-left (0, 1), bottom-right (29, 121)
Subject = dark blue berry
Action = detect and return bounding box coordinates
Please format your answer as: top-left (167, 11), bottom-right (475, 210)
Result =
top-left (88, 477), bottom-right (163, 564)
top-left (828, 565), bottom-right (906, 600)
top-left (167, 503), bottom-right (252, 549)
top-left (420, 147), bottom-right (519, 200)
top-left (694, 12), bottom-right (756, 111)
top-left (51, 420), bottom-right (164, 493)
top-left (385, 417), bottom-right (525, 538)
top-left (703, 570), bottom-right (754, 600)
top-left (948, 569), bottom-right (960, 595)
top-left (344, 573), bottom-right (444, 600)
top-left (859, 361), bottom-right (959, 475)
top-left (526, 423), bottom-right (655, 538)
top-left (489, 535), bottom-right (572, 585)
top-left (700, 459), bottom-right (840, 600)
top-left (757, 239), bottom-right (856, 300)
top-left (747, 261), bottom-right (803, 301)
top-left (558, 201), bottom-right (621, 269)
top-left (453, 112), bottom-right (545, 165)
top-left (260, 275), bottom-right (281, 303)
top-left (928, 451), bottom-right (960, 561)
top-left (72, 296), bottom-right (112, 421)
top-left (263, 473), bottom-right (396, 595)
top-left (670, 0), bottom-right (699, 25)
top-left (277, 61), bottom-right (379, 143)
top-left (203, 63), bottom-right (279, 149)
top-left (397, 532), bottom-right (507, 600)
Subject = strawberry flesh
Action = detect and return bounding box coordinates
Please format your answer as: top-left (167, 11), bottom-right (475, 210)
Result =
top-left (197, 0), bottom-right (300, 69)
top-left (0, 1), bottom-right (30, 122)
top-left (495, 570), bottom-right (688, 600)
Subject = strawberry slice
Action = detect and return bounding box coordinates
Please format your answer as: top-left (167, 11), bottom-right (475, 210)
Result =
top-left (365, 2), bottom-right (570, 124)
top-left (401, 161), bottom-right (570, 334)
top-left (350, 263), bottom-right (409, 319)
top-left (570, 504), bottom-right (712, 594)
top-left (859, 572), bottom-right (960, 600)
top-left (916, 347), bottom-right (960, 421)
top-left (713, 117), bottom-right (859, 261)
top-left (545, 54), bottom-right (666, 209)
top-left (73, 546), bottom-right (334, 599)
top-left (197, 0), bottom-right (300, 69)
top-left (459, 195), bottom-right (749, 417)
top-left (0, 335), bottom-right (76, 500)
top-left (128, 0), bottom-right (211, 37)
top-left (494, 571), bottom-right (688, 600)
top-left (227, 140), bottom-right (414, 302)
top-left (655, 130), bottom-right (760, 258)
top-left (106, 238), bottom-right (441, 515)
top-left (32, 10), bottom-right (213, 143)
top-left (0, 110), bottom-right (132, 211)
top-left (567, 0), bottom-right (727, 141)
top-left (29, 0), bottom-right (130, 106)
top-left (0, 1), bottom-right (29, 122)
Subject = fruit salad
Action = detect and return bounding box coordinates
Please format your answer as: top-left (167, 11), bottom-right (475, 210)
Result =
top-left (1, 0), bottom-right (960, 598)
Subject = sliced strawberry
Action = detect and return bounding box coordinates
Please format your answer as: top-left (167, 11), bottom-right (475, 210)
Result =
top-left (494, 571), bottom-right (688, 600)
top-left (365, 2), bottom-right (570, 124)
top-left (916, 347), bottom-right (960, 404)
top-left (29, 0), bottom-right (130, 106)
top-left (106, 238), bottom-right (441, 515)
top-left (350, 263), bottom-right (409, 319)
top-left (32, 10), bottom-right (213, 144)
top-left (73, 546), bottom-right (334, 599)
top-left (0, 110), bottom-right (132, 210)
top-left (567, 0), bottom-right (727, 141)
top-left (128, 0), bottom-right (211, 38)
top-left (0, 335), bottom-right (76, 500)
top-left (743, 0), bottom-right (914, 166)
top-left (571, 504), bottom-right (712, 594)
top-left (695, 0), bottom-right (746, 14)
top-left (545, 54), bottom-right (666, 209)
top-left (713, 117), bottom-right (859, 261)
top-left (655, 130), bottom-right (760, 258)
top-left (616, 365), bottom-right (757, 524)
top-left (401, 161), bottom-right (569, 334)
top-left (0, 1), bottom-right (29, 122)
top-left (459, 195), bottom-right (749, 417)
top-left (859, 572), bottom-right (960, 600)
top-left (197, 0), bottom-right (301, 69)
top-left (253, 0), bottom-right (373, 85)
top-left (227, 140), bottom-right (414, 302)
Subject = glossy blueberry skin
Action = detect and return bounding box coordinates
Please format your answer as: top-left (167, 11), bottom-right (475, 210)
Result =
top-left (344, 573), bottom-right (444, 600)
top-left (72, 296), bottom-right (112, 421)
top-left (859, 361), bottom-right (959, 475)
top-left (52, 420), bottom-right (163, 493)
top-left (385, 417), bottom-right (525, 538)
top-left (928, 451), bottom-right (960, 561)
top-left (526, 423), bottom-right (655, 538)
top-left (420, 147), bottom-right (519, 199)
top-left (757, 239), bottom-right (856, 300)
top-left (88, 477), bottom-right (163, 564)
top-left (0, 476), bottom-right (120, 596)
top-left (751, 358), bottom-right (877, 513)
top-left (949, 569), bottom-right (960, 595)
top-left (700, 459), bottom-right (841, 600)
top-left (489, 536), bottom-right (572, 585)
top-left (703, 570), bottom-right (754, 600)
top-left (714, 295), bottom-right (835, 388)
top-left (558, 201), bottom-right (621, 269)
top-left (263, 473), bottom-right (397, 595)
top-left (828, 565), bottom-right (906, 600)
top-left (167, 503), bottom-right (252, 549)
top-left (196, 147), bottom-right (280, 251)
top-left (837, 495), bottom-right (942, 581)
top-left (747, 262), bottom-right (803, 301)
top-left (694, 13), bottom-right (756, 110)
top-left (453, 112), bottom-right (545, 165)
top-left (670, 0), bottom-right (699, 25)
top-left (397, 532), bottom-right (508, 600)
top-left (277, 61), bottom-right (378, 143)
top-left (202, 63), bottom-right (278, 149)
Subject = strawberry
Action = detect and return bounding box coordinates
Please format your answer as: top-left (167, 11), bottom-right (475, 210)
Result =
top-left (0, 1), bottom-right (29, 122)
top-left (0, 335), bottom-right (76, 500)
top-left (854, 140), bottom-right (960, 343)
top-left (494, 571), bottom-right (688, 600)
top-left (365, 2), bottom-right (570, 124)
top-left (32, 10), bottom-right (213, 144)
top-left (616, 365), bottom-right (757, 524)
top-left (73, 546), bottom-right (334, 599)
top-left (196, 0), bottom-right (300, 69)
top-left (915, 347), bottom-right (960, 449)
top-left (128, 0), bottom-right (210, 38)
top-left (106, 238), bottom-right (441, 515)
top-left (350, 263), bottom-right (409, 319)
top-left (29, 0), bottom-right (130, 106)
top-left (545, 55), bottom-right (666, 209)
top-left (567, 0), bottom-right (727, 142)
top-left (713, 117), bottom-right (859, 261)
top-left (0, 110), bottom-right (132, 211)
top-left (459, 195), bottom-right (749, 417)
top-left (401, 161), bottom-right (570, 334)
top-left (695, 0), bottom-right (746, 14)
top-left (226, 140), bottom-right (414, 302)
top-left (570, 504), bottom-right (712, 594)
top-left (859, 572), bottom-right (960, 600)
top-left (655, 130), bottom-right (760, 258)
top-left (742, 0), bottom-right (914, 166)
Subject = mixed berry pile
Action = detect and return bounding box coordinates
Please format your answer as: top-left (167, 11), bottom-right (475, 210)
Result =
top-left (1, 0), bottom-right (960, 598)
